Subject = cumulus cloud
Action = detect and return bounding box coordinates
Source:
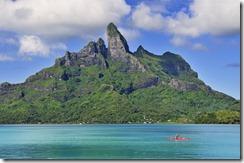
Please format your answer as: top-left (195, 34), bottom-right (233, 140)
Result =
top-left (166, 0), bottom-right (240, 37)
top-left (132, 3), bottom-right (164, 30)
top-left (19, 35), bottom-right (50, 57)
top-left (18, 35), bottom-right (67, 57)
top-left (0, 54), bottom-right (15, 61)
top-left (131, 0), bottom-right (239, 48)
top-left (0, 0), bottom-right (130, 39)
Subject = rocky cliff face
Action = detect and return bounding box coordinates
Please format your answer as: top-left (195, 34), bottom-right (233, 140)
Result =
top-left (55, 38), bottom-right (108, 69)
top-left (106, 23), bottom-right (145, 72)
top-left (169, 79), bottom-right (199, 91)
top-left (55, 23), bottom-right (145, 72)
top-left (107, 23), bottom-right (130, 58)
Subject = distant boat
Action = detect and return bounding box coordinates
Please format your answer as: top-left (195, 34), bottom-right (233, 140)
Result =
top-left (169, 135), bottom-right (191, 141)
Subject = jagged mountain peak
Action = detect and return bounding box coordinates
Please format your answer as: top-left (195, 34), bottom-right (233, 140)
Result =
top-left (134, 45), bottom-right (155, 57)
top-left (134, 45), bottom-right (146, 57)
top-left (54, 23), bottom-right (144, 72)
top-left (136, 45), bottom-right (145, 52)
top-left (81, 41), bottom-right (97, 53)
top-left (96, 38), bottom-right (107, 58)
top-left (107, 22), bottom-right (130, 55)
top-left (107, 22), bottom-right (120, 37)
top-left (106, 22), bottom-right (126, 41)
top-left (97, 37), bottom-right (105, 45)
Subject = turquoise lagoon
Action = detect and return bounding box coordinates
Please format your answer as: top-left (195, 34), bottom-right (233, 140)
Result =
top-left (0, 124), bottom-right (240, 159)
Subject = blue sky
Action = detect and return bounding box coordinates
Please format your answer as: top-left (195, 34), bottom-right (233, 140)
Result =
top-left (0, 0), bottom-right (240, 99)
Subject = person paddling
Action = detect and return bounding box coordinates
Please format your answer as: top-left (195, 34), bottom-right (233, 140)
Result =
top-left (175, 134), bottom-right (180, 140)
top-left (170, 134), bottom-right (190, 141)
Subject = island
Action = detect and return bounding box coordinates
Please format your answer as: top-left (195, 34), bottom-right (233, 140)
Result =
top-left (0, 23), bottom-right (240, 124)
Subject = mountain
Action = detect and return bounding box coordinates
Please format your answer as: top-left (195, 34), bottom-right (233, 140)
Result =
top-left (0, 23), bottom-right (240, 124)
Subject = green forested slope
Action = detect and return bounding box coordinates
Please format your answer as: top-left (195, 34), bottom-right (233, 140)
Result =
top-left (0, 23), bottom-right (240, 124)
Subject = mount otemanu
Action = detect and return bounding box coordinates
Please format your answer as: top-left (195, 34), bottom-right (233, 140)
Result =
top-left (0, 23), bottom-right (240, 124)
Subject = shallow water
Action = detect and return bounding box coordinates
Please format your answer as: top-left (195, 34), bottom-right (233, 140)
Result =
top-left (0, 124), bottom-right (240, 159)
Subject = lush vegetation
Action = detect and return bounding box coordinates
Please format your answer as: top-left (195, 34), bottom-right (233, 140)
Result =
top-left (194, 110), bottom-right (240, 124)
top-left (0, 43), bottom-right (240, 124)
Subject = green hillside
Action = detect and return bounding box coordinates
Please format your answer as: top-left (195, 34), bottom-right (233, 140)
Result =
top-left (0, 23), bottom-right (240, 124)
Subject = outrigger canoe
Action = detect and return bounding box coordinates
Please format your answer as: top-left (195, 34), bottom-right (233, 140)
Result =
top-left (169, 136), bottom-right (191, 141)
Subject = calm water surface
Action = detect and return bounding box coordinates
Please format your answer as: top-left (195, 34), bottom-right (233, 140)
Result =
top-left (0, 124), bottom-right (240, 159)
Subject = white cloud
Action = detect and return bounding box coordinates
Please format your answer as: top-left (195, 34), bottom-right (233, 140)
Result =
top-left (166, 12), bottom-right (200, 37)
top-left (118, 28), bottom-right (140, 41)
top-left (131, 0), bottom-right (239, 48)
top-left (19, 35), bottom-right (50, 57)
top-left (0, 0), bottom-right (130, 39)
top-left (0, 54), bottom-right (15, 61)
top-left (166, 0), bottom-right (240, 37)
top-left (18, 35), bottom-right (68, 57)
top-left (132, 3), bottom-right (164, 30)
